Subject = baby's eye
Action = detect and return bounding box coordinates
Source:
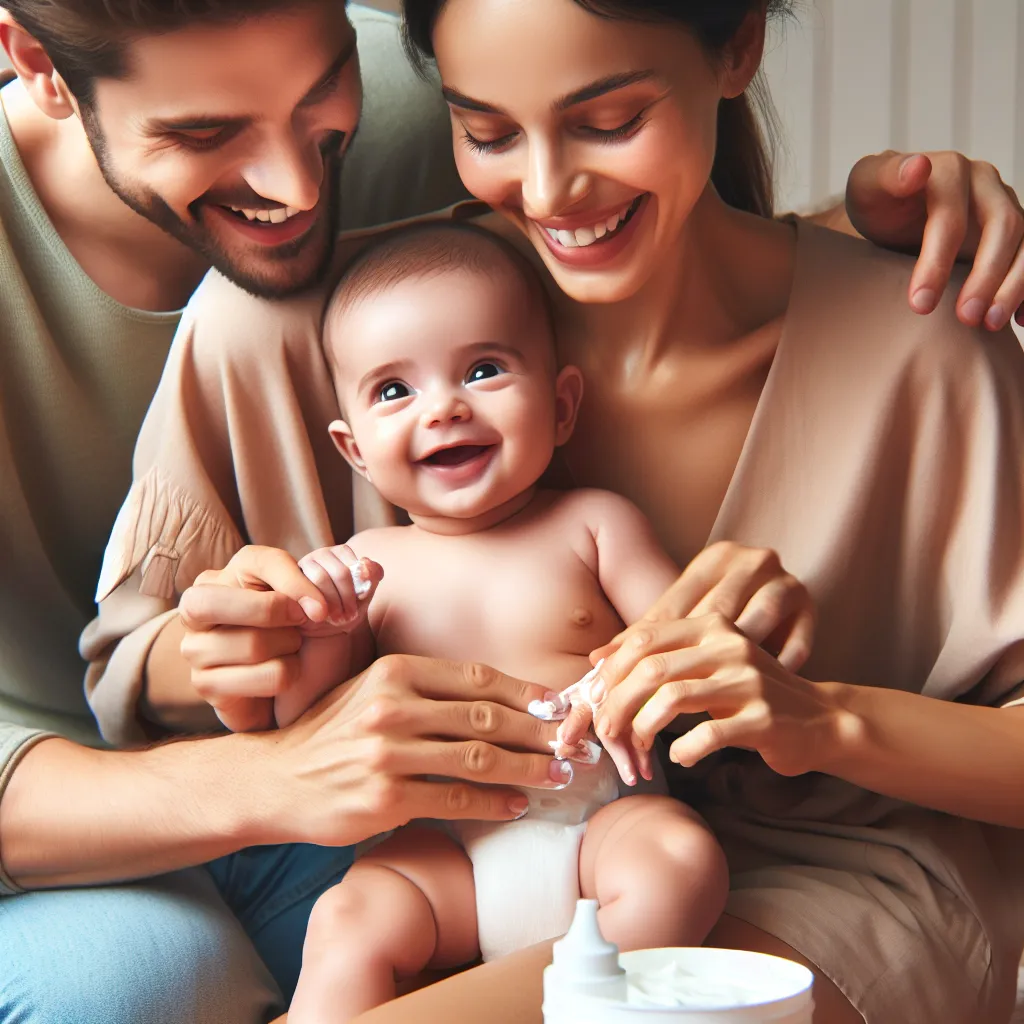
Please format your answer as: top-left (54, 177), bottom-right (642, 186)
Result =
top-left (466, 361), bottom-right (504, 383)
top-left (379, 381), bottom-right (411, 402)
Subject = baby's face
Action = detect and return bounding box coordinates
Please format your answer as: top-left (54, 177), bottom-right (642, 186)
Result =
top-left (328, 268), bottom-right (570, 523)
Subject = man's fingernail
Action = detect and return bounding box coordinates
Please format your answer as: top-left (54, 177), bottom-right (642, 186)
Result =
top-left (960, 297), bottom-right (986, 325)
top-left (985, 304), bottom-right (1006, 330)
top-left (549, 760), bottom-right (574, 788)
top-left (898, 154), bottom-right (920, 179)
top-left (508, 796), bottom-right (529, 819)
top-left (911, 288), bottom-right (937, 313)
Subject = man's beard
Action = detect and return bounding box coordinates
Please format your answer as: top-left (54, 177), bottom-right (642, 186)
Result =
top-left (83, 110), bottom-right (344, 299)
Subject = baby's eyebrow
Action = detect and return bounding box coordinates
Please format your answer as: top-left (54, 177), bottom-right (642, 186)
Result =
top-left (356, 359), bottom-right (409, 395)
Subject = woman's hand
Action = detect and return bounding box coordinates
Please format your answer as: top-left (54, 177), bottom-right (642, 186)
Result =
top-left (845, 151), bottom-right (1024, 330)
top-left (178, 545), bottom-right (333, 733)
top-left (592, 542), bottom-right (815, 672)
top-left (593, 613), bottom-right (845, 777)
top-left (556, 542), bottom-right (815, 784)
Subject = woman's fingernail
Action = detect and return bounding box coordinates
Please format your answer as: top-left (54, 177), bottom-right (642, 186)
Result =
top-left (508, 795), bottom-right (529, 819)
top-left (587, 679), bottom-right (606, 705)
top-left (960, 297), bottom-right (986, 325)
top-left (911, 288), bottom-right (937, 313)
top-left (549, 760), bottom-right (574, 788)
top-left (1015, 305), bottom-right (1023, 327)
top-left (299, 598), bottom-right (323, 620)
top-left (985, 304), bottom-right (1006, 330)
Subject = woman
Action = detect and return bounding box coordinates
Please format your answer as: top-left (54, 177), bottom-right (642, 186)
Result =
top-left (76, 2), bottom-right (1024, 1022)
top-left (389, 1), bottom-right (1024, 1021)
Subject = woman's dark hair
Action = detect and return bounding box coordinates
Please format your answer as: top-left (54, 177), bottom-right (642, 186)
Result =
top-left (403, 0), bottom-right (792, 218)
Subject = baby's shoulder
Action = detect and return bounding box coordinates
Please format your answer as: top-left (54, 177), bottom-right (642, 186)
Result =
top-left (544, 487), bottom-right (653, 535)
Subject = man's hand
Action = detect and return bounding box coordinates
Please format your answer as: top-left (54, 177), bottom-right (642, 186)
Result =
top-left (846, 151), bottom-right (1024, 330)
top-left (179, 545), bottom-right (331, 732)
top-left (263, 654), bottom-right (575, 847)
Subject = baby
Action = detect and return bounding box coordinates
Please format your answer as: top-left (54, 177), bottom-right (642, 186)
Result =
top-left (282, 223), bottom-right (733, 1022)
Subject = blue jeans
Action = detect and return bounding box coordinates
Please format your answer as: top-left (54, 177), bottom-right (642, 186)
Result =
top-left (0, 844), bottom-right (354, 1024)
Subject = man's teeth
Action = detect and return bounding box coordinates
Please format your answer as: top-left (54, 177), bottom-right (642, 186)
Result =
top-left (227, 205), bottom-right (303, 224)
top-left (544, 202), bottom-right (632, 248)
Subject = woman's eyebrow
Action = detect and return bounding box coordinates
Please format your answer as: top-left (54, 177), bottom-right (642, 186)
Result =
top-left (442, 70), bottom-right (657, 116)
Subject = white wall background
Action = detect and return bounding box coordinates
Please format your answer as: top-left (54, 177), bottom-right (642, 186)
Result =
top-left (2, 0), bottom-right (1021, 209)
top-left (765, 0), bottom-right (1022, 210)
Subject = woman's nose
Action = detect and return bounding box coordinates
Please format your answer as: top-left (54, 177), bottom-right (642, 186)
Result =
top-left (521, 140), bottom-right (590, 219)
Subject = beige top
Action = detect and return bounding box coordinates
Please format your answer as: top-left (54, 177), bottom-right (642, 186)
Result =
top-left (0, 3), bottom-right (470, 895)
top-left (83, 217), bottom-right (1024, 931)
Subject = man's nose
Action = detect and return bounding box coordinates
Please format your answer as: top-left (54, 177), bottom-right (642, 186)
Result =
top-left (240, 131), bottom-right (324, 212)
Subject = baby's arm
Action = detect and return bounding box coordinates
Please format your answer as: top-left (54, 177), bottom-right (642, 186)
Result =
top-left (273, 542), bottom-right (383, 728)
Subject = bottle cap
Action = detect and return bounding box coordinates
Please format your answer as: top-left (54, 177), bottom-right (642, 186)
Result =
top-left (551, 900), bottom-right (625, 983)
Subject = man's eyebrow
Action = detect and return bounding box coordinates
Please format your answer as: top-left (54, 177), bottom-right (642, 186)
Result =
top-left (442, 70), bottom-right (657, 115)
top-left (146, 35), bottom-right (357, 133)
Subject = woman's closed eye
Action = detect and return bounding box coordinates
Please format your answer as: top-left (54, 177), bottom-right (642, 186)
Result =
top-left (460, 110), bottom-right (649, 155)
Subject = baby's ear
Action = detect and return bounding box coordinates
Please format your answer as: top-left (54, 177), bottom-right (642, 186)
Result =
top-left (553, 365), bottom-right (585, 447)
top-left (329, 419), bottom-right (369, 478)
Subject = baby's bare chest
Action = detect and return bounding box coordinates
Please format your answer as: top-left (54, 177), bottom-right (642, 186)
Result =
top-left (371, 537), bottom-right (623, 689)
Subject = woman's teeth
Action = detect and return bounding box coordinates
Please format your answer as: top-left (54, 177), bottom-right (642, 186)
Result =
top-left (542, 201), bottom-right (634, 249)
top-left (226, 205), bottom-right (303, 224)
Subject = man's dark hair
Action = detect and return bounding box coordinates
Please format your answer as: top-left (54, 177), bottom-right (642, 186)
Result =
top-left (0, 0), bottom-right (301, 105)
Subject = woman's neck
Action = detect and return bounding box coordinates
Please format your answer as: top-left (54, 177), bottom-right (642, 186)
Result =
top-left (567, 187), bottom-right (797, 369)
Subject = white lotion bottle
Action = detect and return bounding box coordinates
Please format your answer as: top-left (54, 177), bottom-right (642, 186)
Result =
top-left (542, 900), bottom-right (627, 1021)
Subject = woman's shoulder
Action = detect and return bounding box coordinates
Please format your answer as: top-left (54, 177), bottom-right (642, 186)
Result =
top-left (789, 221), bottom-right (1024, 389)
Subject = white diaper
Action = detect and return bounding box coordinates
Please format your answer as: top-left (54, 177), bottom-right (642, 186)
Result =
top-left (454, 756), bottom-right (622, 962)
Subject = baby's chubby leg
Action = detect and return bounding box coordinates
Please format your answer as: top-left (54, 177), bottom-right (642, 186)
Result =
top-left (580, 795), bottom-right (728, 952)
top-left (289, 826), bottom-right (478, 1023)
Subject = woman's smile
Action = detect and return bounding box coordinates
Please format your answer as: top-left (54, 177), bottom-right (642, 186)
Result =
top-left (531, 193), bottom-right (649, 268)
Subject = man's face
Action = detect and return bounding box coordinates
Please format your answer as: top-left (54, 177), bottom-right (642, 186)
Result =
top-left (83, 2), bottom-right (361, 298)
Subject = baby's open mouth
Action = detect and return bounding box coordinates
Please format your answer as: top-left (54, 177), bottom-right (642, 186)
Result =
top-left (421, 444), bottom-right (494, 467)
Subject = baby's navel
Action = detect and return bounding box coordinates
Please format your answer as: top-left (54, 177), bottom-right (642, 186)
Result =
top-left (570, 607), bottom-right (594, 628)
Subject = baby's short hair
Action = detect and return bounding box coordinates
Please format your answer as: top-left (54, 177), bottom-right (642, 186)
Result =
top-left (327, 220), bottom-right (551, 325)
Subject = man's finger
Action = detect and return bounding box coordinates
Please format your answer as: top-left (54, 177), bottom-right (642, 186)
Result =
top-left (366, 655), bottom-right (550, 711)
top-left (192, 654), bottom-right (301, 701)
top-left (180, 623), bottom-right (302, 670)
top-left (222, 545), bottom-right (328, 621)
top-left (392, 779), bottom-right (530, 824)
top-left (180, 585), bottom-right (308, 632)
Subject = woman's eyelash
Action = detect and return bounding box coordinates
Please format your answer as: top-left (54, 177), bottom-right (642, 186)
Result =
top-left (462, 111), bottom-right (648, 154)
top-left (462, 129), bottom-right (516, 154)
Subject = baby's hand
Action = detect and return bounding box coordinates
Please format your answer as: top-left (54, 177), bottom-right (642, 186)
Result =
top-left (297, 545), bottom-right (383, 638)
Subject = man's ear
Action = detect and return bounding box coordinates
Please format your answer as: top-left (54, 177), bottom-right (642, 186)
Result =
top-left (328, 419), bottom-right (370, 479)
top-left (720, 8), bottom-right (767, 100)
top-left (0, 15), bottom-right (77, 120)
top-left (553, 365), bottom-right (584, 447)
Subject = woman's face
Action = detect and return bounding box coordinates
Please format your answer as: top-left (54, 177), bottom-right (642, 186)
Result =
top-left (432, 0), bottom-right (760, 304)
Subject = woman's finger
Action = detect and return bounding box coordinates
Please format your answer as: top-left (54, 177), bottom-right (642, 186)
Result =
top-left (733, 574), bottom-right (812, 647)
top-left (953, 167), bottom-right (1024, 328)
top-left (774, 607), bottom-right (815, 673)
top-left (686, 546), bottom-right (785, 624)
top-left (630, 672), bottom-right (750, 750)
top-left (219, 545), bottom-right (329, 621)
top-left (180, 623), bottom-right (302, 670)
top-left (598, 623), bottom-right (746, 742)
top-left (385, 777), bottom-right (532, 824)
top-left (668, 708), bottom-right (763, 768)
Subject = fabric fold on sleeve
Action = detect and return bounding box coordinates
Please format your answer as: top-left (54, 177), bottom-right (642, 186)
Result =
top-left (0, 724), bottom-right (56, 896)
